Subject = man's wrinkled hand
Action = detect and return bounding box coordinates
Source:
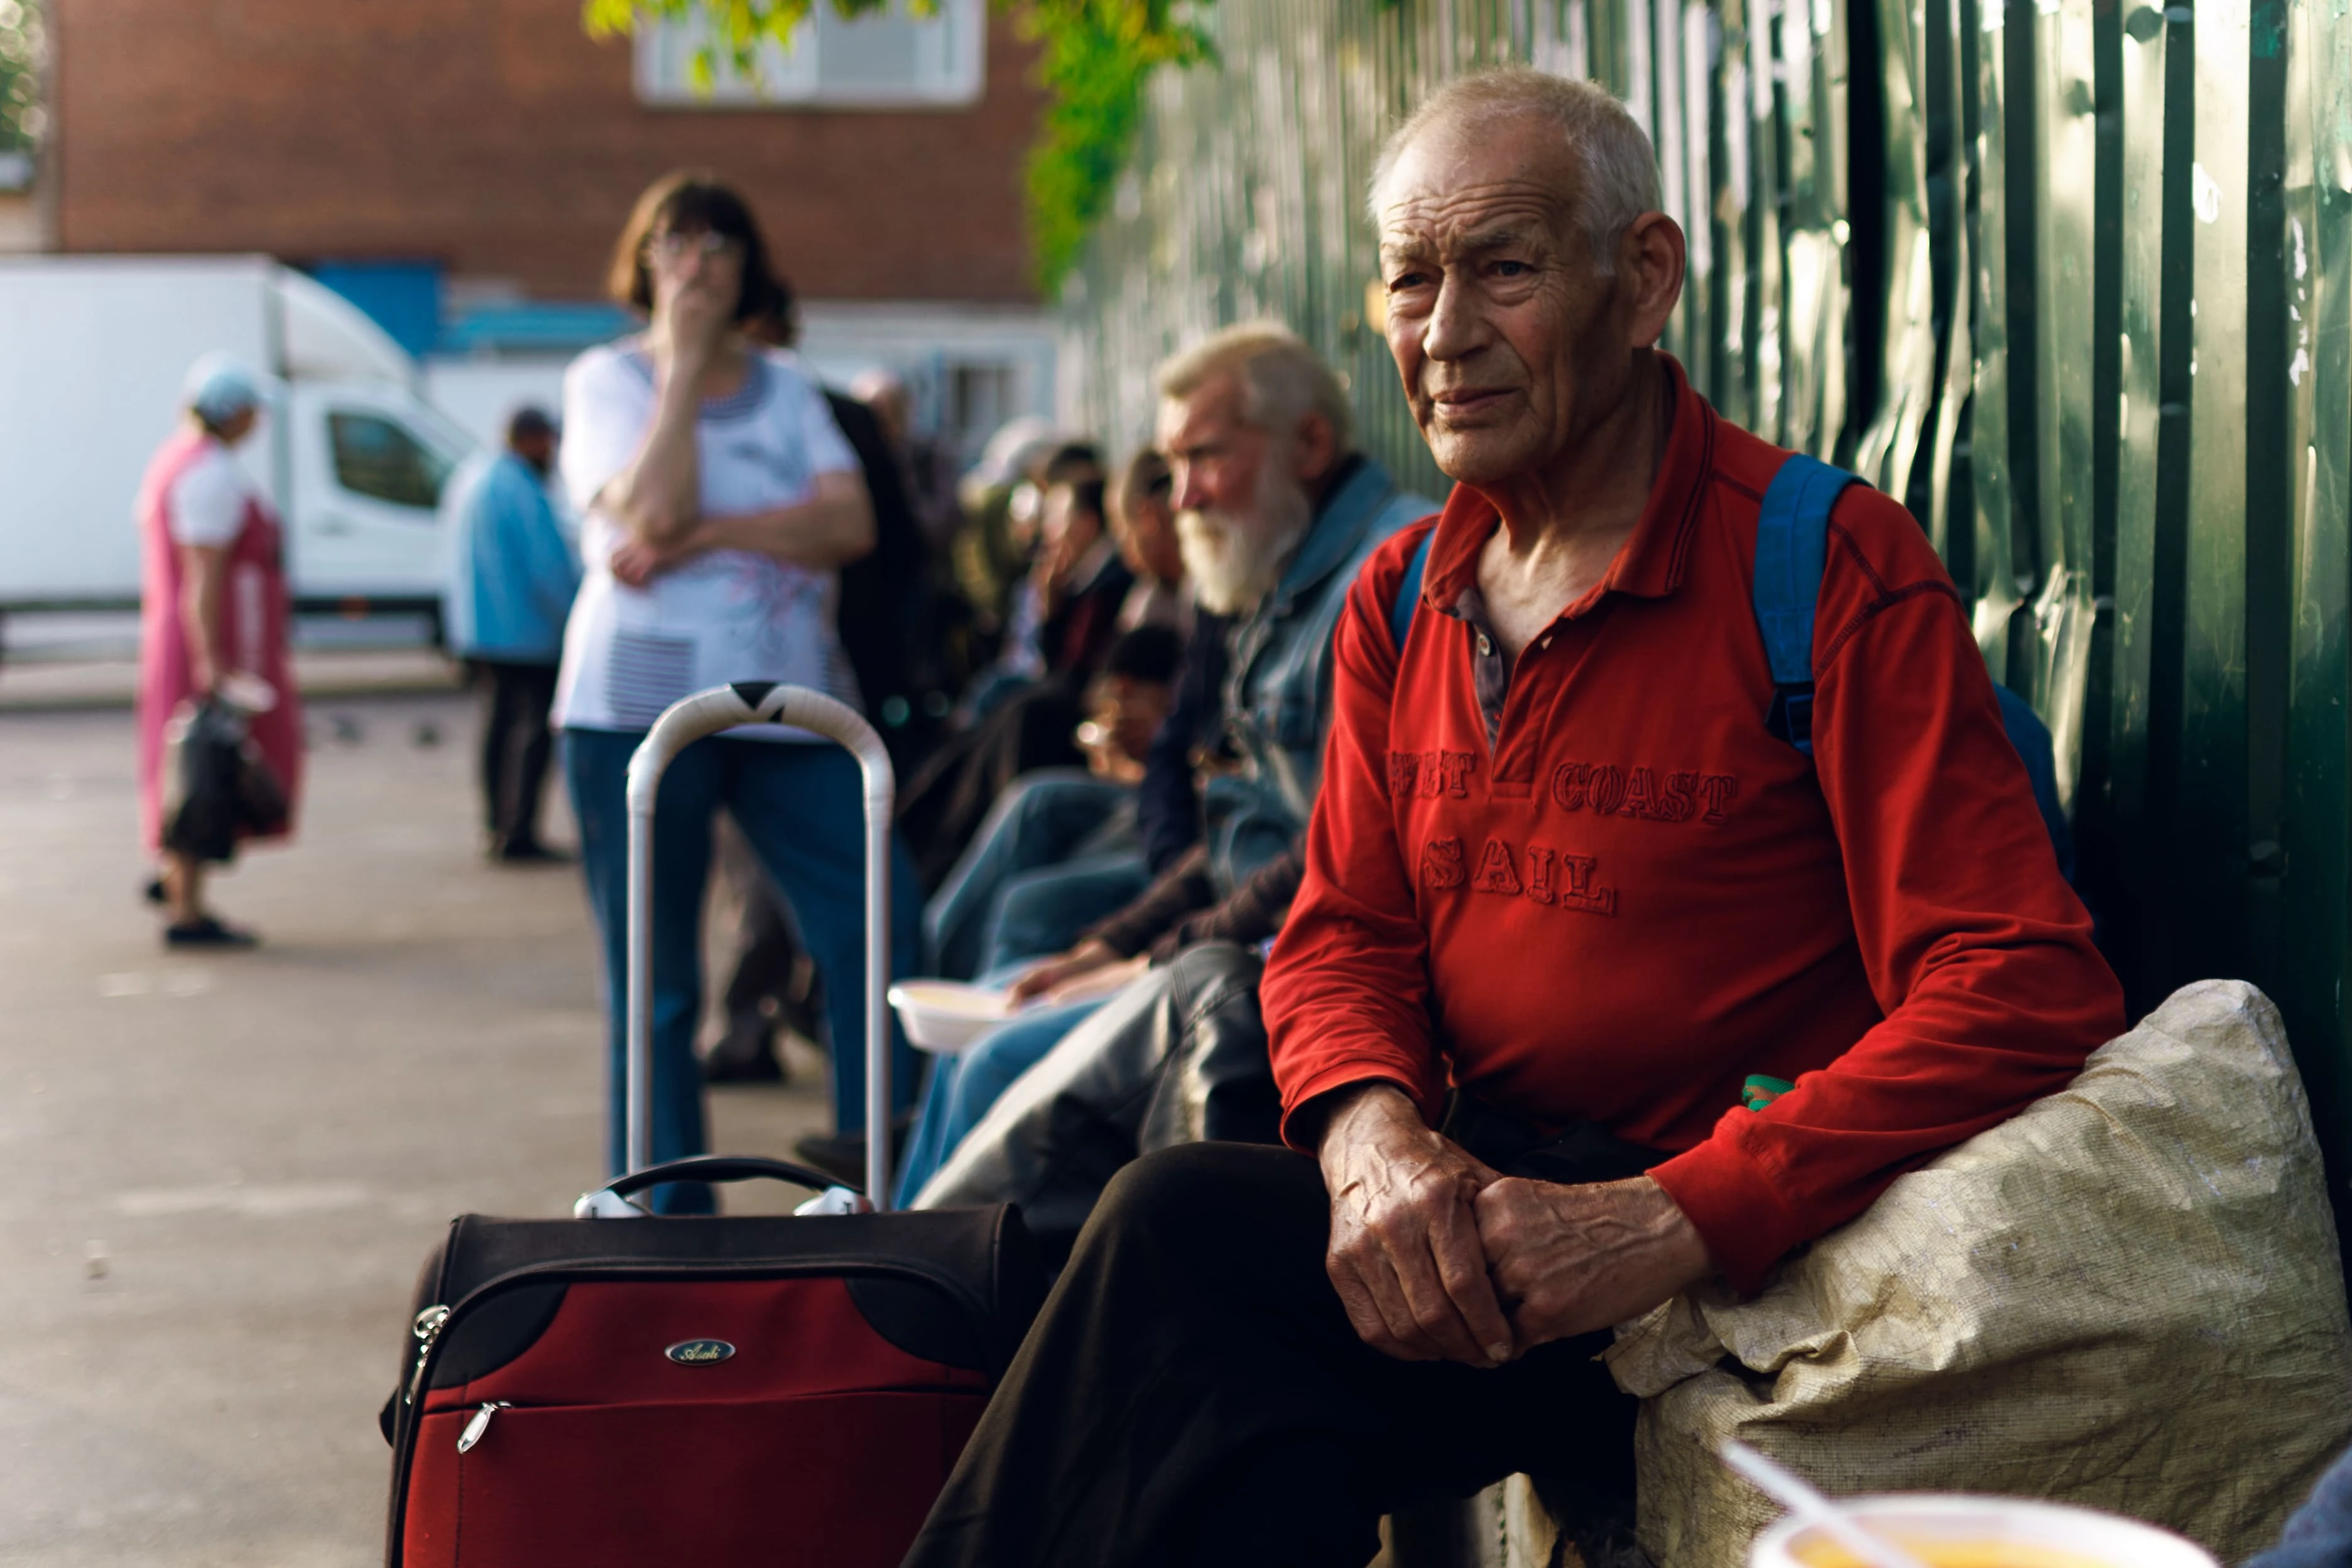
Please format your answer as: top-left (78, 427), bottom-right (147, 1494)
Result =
top-left (1474, 1174), bottom-right (1711, 1353)
top-left (1317, 1084), bottom-right (1515, 1368)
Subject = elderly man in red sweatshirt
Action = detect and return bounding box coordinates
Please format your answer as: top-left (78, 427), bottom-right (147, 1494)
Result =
top-left (900, 66), bottom-right (2123, 1568)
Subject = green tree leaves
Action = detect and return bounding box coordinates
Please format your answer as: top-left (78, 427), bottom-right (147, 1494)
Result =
top-left (1020, 0), bottom-right (1212, 287)
top-left (0, 0), bottom-right (46, 162)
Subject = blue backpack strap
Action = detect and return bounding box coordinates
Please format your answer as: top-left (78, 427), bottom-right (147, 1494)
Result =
top-left (1753, 453), bottom-right (1857, 753)
top-left (1388, 525), bottom-right (1437, 653)
top-left (1756, 455), bottom-right (2082, 890)
top-left (1994, 683), bottom-right (2077, 885)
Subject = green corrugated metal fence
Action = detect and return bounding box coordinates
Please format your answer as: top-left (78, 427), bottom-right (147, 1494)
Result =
top-left (1055, 0), bottom-right (2352, 1219)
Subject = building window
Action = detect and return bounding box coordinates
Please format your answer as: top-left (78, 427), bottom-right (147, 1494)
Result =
top-left (945, 361), bottom-right (1017, 453)
top-left (634, 0), bottom-right (984, 111)
top-left (329, 412), bottom-right (452, 511)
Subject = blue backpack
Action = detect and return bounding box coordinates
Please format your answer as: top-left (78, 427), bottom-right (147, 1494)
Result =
top-left (1388, 454), bottom-right (2076, 883)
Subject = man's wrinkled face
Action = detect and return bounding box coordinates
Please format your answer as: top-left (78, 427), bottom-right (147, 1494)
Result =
top-left (1158, 376), bottom-right (1314, 614)
top-left (1159, 375), bottom-right (1271, 526)
top-left (1375, 116), bottom-right (1631, 486)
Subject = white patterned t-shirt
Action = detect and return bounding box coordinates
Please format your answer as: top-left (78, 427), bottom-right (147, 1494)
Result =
top-left (551, 340), bottom-right (861, 739)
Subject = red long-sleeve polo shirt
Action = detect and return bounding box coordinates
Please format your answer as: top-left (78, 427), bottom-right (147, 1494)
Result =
top-left (1260, 358), bottom-right (2123, 1293)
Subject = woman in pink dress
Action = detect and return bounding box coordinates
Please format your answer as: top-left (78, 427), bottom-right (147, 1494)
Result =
top-left (134, 354), bottom-right (304, 948)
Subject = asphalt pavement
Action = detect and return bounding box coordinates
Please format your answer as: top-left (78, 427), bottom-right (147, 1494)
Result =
top-left (0, 692), bottom-right (834, 1565)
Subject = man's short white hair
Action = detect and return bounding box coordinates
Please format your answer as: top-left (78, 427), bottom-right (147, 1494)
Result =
top-left (1155, 322), bottom-right (1355, 450)
top-left (1368, 67), bottom-right (1662, 273)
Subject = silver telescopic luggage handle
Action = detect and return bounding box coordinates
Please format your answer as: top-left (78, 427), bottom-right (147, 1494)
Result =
top-left (621, 681), bottom-right (896, 1212)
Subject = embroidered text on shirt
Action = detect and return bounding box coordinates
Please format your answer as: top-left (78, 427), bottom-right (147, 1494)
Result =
top-left (1549, 762), bottom-right (1738, 823)
top-left (1389, 749), bottom-right (1478, 800)
top-left (1423, 834), bottom-right (1616, 915)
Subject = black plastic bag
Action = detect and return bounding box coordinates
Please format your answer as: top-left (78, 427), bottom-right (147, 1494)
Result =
top-left (162, 698), bottom-right (287, 864)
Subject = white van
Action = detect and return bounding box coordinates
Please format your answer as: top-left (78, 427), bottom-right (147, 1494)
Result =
top-left (0, 255), bottom-right (476, 615)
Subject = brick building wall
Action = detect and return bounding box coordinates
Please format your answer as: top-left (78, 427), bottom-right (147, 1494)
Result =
top-left (49, 0), bottom-right (1040, 303)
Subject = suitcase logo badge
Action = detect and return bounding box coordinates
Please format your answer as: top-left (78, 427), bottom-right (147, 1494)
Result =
top-left (665, 1338), bottom-right (737, 1366)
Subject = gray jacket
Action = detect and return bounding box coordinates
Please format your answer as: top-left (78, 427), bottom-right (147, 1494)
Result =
top-left (1201, 456), bottom-right (1436, 893)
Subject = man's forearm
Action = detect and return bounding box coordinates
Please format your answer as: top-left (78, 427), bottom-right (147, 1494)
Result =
top-left (1146, 846), bottom-right (1305, 962)
top-left (1082, 847), bottom-right (1216, 957)
top-left (1305, 1080), bottom-right (1422, 1167)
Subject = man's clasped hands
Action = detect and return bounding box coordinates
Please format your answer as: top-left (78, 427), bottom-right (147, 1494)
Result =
top-left (1313, 1082), bottom-right (1716, 1368)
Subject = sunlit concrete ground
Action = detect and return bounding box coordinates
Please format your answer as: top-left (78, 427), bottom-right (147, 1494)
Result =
top-left (0, 691), bottom-right (832, 1566)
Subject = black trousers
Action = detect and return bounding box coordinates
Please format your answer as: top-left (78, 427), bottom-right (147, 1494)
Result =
top-left (716, 810), bottom-right (807, 1049)
top-left (902, 1129), bottom-right (1657, 1568)
top-left (471, 659), bottom-right (558, 851)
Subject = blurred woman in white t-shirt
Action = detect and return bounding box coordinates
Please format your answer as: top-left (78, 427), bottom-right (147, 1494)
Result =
top-left (558, 172), bottom-right (920, 1211)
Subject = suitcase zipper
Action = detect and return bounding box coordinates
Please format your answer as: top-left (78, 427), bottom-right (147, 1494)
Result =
top-left (455, 1401), bottom-right (511, 1453)
top-left (403, 1254), bottom-right (988, 1411)
top-left (406, 1305), bottom-right (450, 1405)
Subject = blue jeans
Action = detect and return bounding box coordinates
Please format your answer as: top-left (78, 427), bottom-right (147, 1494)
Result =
top-left (925, 770), bottom-right (1137, 978)
top-left (981, 856), bottom-right (1152, 975)
top-left (565, 729), bottom-right (922, 1213)
top-left (895, 993), bottom-right (1108, 1206)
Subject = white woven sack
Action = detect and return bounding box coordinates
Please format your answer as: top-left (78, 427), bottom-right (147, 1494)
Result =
top-left (1606, 980), bottom-right (2352, 1568)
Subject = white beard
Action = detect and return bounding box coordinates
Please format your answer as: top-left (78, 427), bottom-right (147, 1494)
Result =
top-left (1175, 451), bottom-right (1314, 616)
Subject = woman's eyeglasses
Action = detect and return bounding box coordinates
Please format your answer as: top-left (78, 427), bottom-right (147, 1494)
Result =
top-left (647, 230), bottom-right (744, 263)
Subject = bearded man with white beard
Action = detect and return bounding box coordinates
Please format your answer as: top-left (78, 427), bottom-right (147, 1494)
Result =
top-left (1006, 323), bottom-right (1434, 1002)
top-left (882, 322), bottom-right (1435, 1210)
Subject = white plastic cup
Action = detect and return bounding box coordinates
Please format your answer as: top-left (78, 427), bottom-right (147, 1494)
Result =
top-left (1749, 1494), bottom-right (2222, 1568)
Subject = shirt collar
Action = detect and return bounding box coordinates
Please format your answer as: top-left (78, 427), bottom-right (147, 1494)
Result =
top-left (1418, 354), bottom-right (1711, 619)
top-left (619, 339), bottom-right (773, 422)
top-left (1266, 454), bottom-right (1388, 611)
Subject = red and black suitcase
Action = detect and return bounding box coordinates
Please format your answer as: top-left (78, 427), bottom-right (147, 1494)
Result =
top-left (381, 681), bottom-right (1044, 1568)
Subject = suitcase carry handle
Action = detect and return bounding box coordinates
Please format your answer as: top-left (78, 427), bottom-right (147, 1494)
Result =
top-left (624, 680), bottom-right (897, 1211)
top-left (593, 1155), bottom-right (853, 1203)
